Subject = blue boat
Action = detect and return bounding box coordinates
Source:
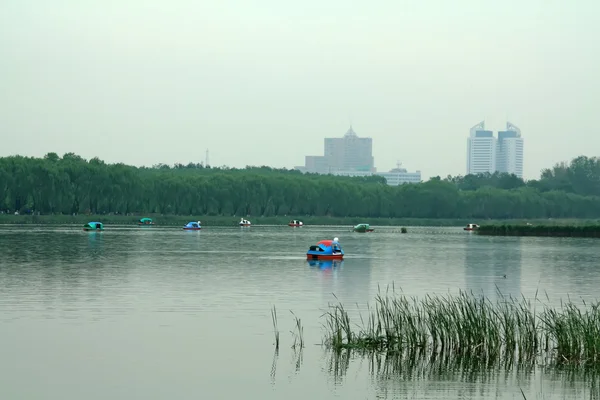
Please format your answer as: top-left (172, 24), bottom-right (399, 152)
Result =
top-left (183, 221), bottom-right (202, 230)
top-left (306, 237), bottom-right (344, 260)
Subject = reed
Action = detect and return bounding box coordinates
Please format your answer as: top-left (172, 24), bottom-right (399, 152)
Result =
top-left (476, 224), bottom-right (600, 238)
top-left (290, 310), bottom-right (304, 349)
top-left (322, 287), bottom-right (600, 366)
top-left (271, 305), bottom-right (279, 350)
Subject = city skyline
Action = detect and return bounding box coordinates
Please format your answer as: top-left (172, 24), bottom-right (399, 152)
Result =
top-left (1, 1), bottom-right (597, 181)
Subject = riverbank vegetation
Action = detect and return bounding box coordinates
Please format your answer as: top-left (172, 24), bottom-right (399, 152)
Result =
top-left (2, 153), bottom-right (600, 219)
top-left (322, 288), bottom-right (600, 367)
top-left (0, 214), bottom-right (487, 226)
top-left (477, 224), bottom-right (600, 237)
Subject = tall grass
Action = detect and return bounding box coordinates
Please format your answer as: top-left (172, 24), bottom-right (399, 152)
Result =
top-left (290, 310), bottom-right (304, 349)
top-left (271, 305), bottom-right (279, 350)
top-left (322, 287), bottom-right (600, 366)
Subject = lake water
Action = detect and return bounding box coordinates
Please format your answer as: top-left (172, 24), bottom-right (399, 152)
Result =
top-left (0, 225), bottom-right (599, 399)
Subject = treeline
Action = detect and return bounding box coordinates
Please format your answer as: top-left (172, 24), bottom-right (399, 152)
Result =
top-left (1, 153), bottom-right (600, 219)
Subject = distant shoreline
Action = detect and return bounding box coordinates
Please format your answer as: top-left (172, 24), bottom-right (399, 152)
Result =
top-left (0, 214), bottom-right (596, 227)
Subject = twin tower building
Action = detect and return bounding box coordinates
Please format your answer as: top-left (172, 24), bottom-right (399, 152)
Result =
top-left (466, 121), bottom-right (524, 179)
top-left (295, 121), bottom-right (524, 182)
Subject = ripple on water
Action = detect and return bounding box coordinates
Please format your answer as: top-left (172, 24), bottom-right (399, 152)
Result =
top-left (0, 225), bottom-right (598, 399)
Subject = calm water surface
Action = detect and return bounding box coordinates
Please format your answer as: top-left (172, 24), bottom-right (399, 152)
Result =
top-left (0, 225), bottom-right (599, 399)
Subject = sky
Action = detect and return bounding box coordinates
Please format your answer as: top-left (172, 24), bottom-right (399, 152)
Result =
top-left (1, 0), bottom-right (598, 180)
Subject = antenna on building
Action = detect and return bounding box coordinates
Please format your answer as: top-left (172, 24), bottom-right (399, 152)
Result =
top-left (205, 148), bottom-right (209, 167)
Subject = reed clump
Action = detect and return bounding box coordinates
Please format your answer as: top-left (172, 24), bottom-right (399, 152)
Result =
top-left (323, 287), bottom-right (600, 366)
top-left (476, 224), bottom-right (600, 238)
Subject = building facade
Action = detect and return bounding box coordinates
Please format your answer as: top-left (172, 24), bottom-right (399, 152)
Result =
top-left (331, 166), bottom-right (422, 185)
top-left (377, 164), bottom-right (422, 185)
top-left (496, 122), bottom-right (524, 178)
top-left (466, 121), bottom-right (496, 175)
top-left (296, 126), bottom-right (420, 185)
top-left (323, 127), bottom-right (375, 172)
top-left (466, 121), bottom-right (524, 178)
top-left (298, 126), bottom-right (375, 175)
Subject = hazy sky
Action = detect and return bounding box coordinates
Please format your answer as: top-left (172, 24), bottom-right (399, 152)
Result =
top-left (1, 0), bottom-right (598, 180)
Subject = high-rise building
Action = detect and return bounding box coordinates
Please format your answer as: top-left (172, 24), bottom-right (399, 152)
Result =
top-left (466, 121), bottom-right (496, 175)
top-left (295, 127), bottom-right (420, 185)
top-left (466, 121), bottom-right (524, 178)
top-left (496, 122), bottom-right (524, 178)
top-left (297, 126), bottom-right (375, 174)
top-left (323, 126), bottom-right (375, 172)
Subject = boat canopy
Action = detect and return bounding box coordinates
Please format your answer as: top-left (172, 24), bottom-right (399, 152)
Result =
top-left (139, 217), bottom-right (153, 223)
top-left (316, 239), bottom-right (342, 250)
top-left (184, 221), bottom-right (201, 228)
top-left (84, 222), bottom-right (103, 230)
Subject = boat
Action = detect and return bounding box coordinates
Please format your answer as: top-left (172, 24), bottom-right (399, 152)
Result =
top-left (138, 217), bottom-right (154, 225)
top-left (464, 223), bottom-right (479, 231)
top-left (288, 220), bottom-right (303, 227)
top-left (239, 218), bottom-right (251, 226)
top-left (306, 237), bottom-right (344, 260)
top-left (353, 223), bottom-right (374, 233)
top-left (83, 222), bottom-right (104, 231)
top-left (183, 221), bottom-right (202, 230)
top-left (307, 259), bottom-right (343, 269)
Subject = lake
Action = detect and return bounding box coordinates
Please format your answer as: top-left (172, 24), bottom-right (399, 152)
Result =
top-left (0, 225), bottom-right (598, 399)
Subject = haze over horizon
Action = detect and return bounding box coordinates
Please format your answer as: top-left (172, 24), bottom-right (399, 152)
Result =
top-left (1, 0), bottom-right (598, 180)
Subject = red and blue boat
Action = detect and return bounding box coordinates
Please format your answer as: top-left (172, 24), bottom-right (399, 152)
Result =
top-left (306, 238), bottom-right (344, 260)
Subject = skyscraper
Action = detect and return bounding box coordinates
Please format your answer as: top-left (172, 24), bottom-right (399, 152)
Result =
top-left (299, 126), bottom-right (374, 174)
top-left (466, 121), bottom-right (496, 175)
top-left (496, 122), bottom-right (524, 178)
top-left (324, 126), bottom-right (375, 172)
top-left (466, 121), bottom-right (524, 178)
top-left (295, 126), bottom-right (421, 184)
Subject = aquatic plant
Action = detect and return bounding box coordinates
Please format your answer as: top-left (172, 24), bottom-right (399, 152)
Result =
top-left (290, 310), bottom-right (304, 349)
top-left (476, 224), bottom-right (600, 238)
top-left (322, 286), bottom-right (600, 366)
top-left (271, 305), bottom-right (279, 350)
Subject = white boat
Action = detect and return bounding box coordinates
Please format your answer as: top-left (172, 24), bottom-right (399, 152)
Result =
top-left (288, 220), bottom-right (303, 227)
top-left (464, 223), bottom-right (479, 231)
top-left (239, 218), bottom-right (251, 226)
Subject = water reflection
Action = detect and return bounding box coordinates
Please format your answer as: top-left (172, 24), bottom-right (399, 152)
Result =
top-left (307, 259), bottom-right (343, 270)
top-left (325, 350), bottom-right (600, 399)
top-left (87, 231), bottom-right (104, 254)
top-left (2, 226), bottom-right (600, 400)
top-left (0, 230), bottom-right (136, 322)
top-left (525, 237), bottom-right (600, 301)
top-left (464, 236), bottom-right (522, 301)
top-left (319, 241), bottom-right (374, 307)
